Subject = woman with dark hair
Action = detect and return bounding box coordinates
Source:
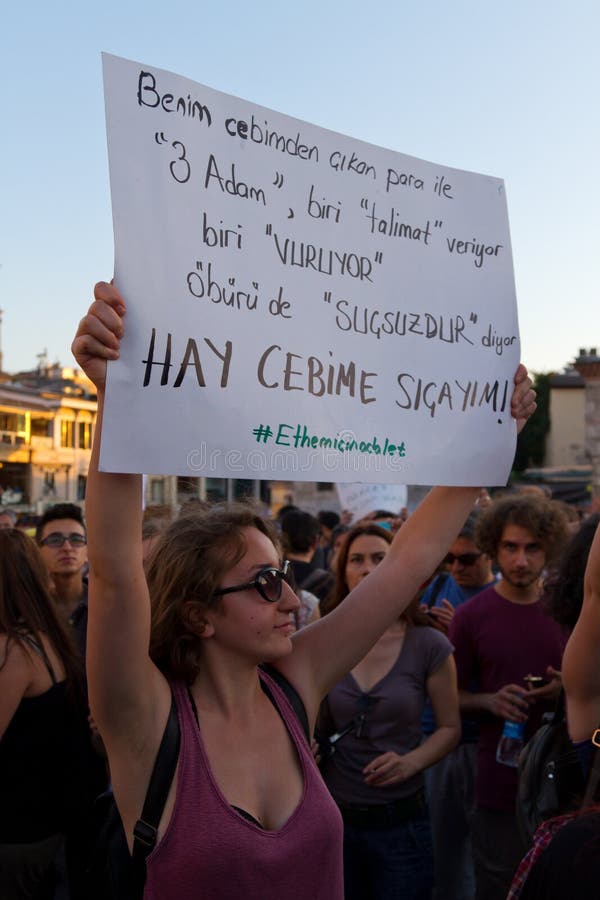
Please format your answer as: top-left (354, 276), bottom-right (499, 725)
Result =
top-left (0, 529), bottom-right (105, 900)
top-left (543, 512), bottom-right (600, 631)
top-left (318, 523), bottom-right (460, 900)
top-left (70, 281), bottom-right (535, 900)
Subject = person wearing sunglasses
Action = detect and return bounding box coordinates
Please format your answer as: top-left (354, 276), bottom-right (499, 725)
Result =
top-left (71, 280), bottom-right (536, 900)
top-left (36, 504), bottom-right (89, 657)
top-left (421, 511), bottom-right (496, 634)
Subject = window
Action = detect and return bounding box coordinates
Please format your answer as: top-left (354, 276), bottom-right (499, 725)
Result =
top-left (259, 480), bottom-right (271, 505)
top-left (31, 418), bottom-right (51, 437)
top-left (150, 480), bottom-right (165, 504)
top-left (205, 478), bottom-right (227, 503)
top-left (77, 475), bottom-right (87, 501)
top-left (0, 412), bottom-right (26, 433)
top-left (60, 420), bottom-right (75, 448)
top-left (233, 479), bottom-right (255, 500)
top-left (78, 421), bottom-right (92, 450)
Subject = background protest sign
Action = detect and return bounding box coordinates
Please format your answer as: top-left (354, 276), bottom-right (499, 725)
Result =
top-left (100, 53), bottom-right (520, 486)
top-left (336, 483), bottom-right (408, 522)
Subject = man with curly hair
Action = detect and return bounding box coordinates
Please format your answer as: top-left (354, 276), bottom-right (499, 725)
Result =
top-left (448, 493), bottom-right (569, 900)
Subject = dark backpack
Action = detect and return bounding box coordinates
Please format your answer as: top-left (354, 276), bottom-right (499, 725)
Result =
top-left (516, 692), bottom-right (587, 844)
top-left (84, 689), bottom-right (181, 900)
top-left (83, 669), bottom-right (309, 899)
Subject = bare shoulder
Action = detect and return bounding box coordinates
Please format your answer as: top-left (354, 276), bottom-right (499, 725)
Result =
top-left (0, 634), bottom-right (33, 673)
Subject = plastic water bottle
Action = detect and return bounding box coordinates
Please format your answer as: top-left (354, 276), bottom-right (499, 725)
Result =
top-left (496, 674), bottom-right (542, 767)
top-left (496, 719), bottom-right (526, 767)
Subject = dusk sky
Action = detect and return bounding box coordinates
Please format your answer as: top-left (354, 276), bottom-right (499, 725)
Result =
top-left (1, 0), bottom-right (598, 375)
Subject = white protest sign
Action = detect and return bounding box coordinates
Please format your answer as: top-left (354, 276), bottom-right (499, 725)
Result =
top-left (100, 53), bottom-right (520, 486)
top-left (336, 483), bottom-right (408, 521)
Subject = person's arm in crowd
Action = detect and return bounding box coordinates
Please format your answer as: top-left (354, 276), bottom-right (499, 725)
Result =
top-left (450, 602), bottom-right (530, 722)
top-left (426, 599), bottom-right (455, 633)
top-left (360, 655), bottom-right (460, 787)
top-left (457, 675), bottom-right (561, 719)
top-left (562, 518), bottom-right (600, 742)
top-left (458, 685), bottom-right (529, 722)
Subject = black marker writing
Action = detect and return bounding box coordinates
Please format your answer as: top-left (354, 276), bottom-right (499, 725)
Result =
top-left (446, 237), bottom-right (503, 268)
top-left (142, 328), bottom-right (232, 388)
top-left (270, 231), bottom-right (376, 281)
top-left (205, 154), bottom-right (266, 205)
top-left (223, 116), bottom-right (319, 162)
top-left (395, 373), bottom-right (509, 419)
top-left (137, 70), bottom-right (212, 126)
top-left (187, 260), bottom-right (259, 311)
top-left (329, 150), bottom-right (376, 179)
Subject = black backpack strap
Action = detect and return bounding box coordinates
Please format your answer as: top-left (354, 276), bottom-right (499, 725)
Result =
top-left (130, 689), bottom-right (181, 891)
top-left (260, 664), bottom-right (310, 744)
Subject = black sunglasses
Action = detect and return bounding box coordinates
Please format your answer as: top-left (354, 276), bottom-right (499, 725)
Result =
top-left (39, 532), bottom-right (87, 548)
top-left (214, 560), bottom-right (292, 603)
top-left (445, 552), bottom-right (481, 566)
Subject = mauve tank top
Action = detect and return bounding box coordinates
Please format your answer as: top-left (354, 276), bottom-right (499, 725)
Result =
top-left (144, 670), bottom-right (343, 900)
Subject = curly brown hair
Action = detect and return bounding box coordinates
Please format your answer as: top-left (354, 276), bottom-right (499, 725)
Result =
top-left (475, 493), bottom-right (569, 563)
top-left (147, 504), bottom-right (279, 682)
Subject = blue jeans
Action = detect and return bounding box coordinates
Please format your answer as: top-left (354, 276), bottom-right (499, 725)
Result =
top-left (343, 811), bottom-right (434, 900)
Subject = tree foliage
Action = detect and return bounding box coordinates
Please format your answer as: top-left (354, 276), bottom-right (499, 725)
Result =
top-left (512, 372), bottom-right (551, 472)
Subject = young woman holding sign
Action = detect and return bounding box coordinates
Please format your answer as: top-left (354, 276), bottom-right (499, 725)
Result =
top-left (72, 280), bottom-right (535, 900)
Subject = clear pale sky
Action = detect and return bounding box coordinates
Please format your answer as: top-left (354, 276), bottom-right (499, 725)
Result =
top-left (1, 0), bottom-right (598, 375)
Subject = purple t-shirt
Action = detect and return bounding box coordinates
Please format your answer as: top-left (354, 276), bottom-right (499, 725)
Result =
top-left (449, 585), bottom-right (567, 813)
top-left (144, 672), bottom-right (343, 900)
top-left (322, 624), bottom-right (453, 807)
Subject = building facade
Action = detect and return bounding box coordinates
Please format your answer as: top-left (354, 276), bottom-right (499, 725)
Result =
top-left (546, 369), bottom-right (586, 467)
top-left (5, 348), bottom-right (596, 515)
top-left (0, 366), bottom-right (96, 511)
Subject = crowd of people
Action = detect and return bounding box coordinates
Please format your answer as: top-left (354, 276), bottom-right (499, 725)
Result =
top-left (0, 281), bottom-right (599, 900)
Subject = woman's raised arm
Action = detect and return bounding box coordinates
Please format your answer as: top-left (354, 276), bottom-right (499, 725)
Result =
top-left (72, 282), bottom-right (168, 742)
top-left (280, 366), bottom-right (536, 711)
top-left (563, 518), bottom-right (600, 742)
